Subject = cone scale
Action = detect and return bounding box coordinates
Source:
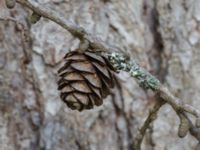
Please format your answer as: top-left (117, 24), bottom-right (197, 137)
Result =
top-left (57, 49), bottom-right (115, 111)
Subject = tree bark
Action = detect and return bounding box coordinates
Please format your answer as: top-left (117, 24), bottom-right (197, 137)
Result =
top-left (0, 0), bottom-right (200, 150)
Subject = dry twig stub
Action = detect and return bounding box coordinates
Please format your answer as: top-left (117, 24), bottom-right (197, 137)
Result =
top-left (5, 0), bottom-right (16, 9)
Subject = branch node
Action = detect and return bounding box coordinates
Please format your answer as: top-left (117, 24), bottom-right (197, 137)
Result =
top-left (78, 39), bottom-right (89, 52)
top-left (70, 27), bottom-right (86, 39)
top-left (30, 12), bottom-right (41, 24)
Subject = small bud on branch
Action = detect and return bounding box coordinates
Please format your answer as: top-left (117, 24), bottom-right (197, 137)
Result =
top-left (30, 12), bottom-right (41, 24)
top-left (178, 113), bottom-right (189, 138)
top-left (5, 0), bottom-right (16, 9)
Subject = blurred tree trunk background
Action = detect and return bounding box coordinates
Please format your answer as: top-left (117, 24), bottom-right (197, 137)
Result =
top-left (0, 0), bottom-right (200, 150)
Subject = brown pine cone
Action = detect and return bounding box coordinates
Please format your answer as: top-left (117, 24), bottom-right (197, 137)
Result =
top-left (57, 49), bottom-right (115, 111)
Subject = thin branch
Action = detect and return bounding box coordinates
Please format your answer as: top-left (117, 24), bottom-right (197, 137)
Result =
top-left (158, 86), bottom-right (200, 118)
top-left (135, 99), bottom-right (165, 150)
top-left (16, 0), bottom-right (85, 38)
top-left (16, 0), bottom-right (119, 52)
top-left (183, 113), bottom-right (200, 142)
top-left (107, 52), bottom-right (200, 118)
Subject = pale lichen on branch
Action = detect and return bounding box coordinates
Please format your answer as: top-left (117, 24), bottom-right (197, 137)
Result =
top-left (106, 52), bottom-right (161, 90)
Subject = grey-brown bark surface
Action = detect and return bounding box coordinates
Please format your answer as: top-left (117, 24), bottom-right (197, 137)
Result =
top-left (0, 0), bottom-right (200, 150)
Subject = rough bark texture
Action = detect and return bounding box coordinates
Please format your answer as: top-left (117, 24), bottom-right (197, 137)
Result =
top-left (0, 0), bottom-right (200, 150)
